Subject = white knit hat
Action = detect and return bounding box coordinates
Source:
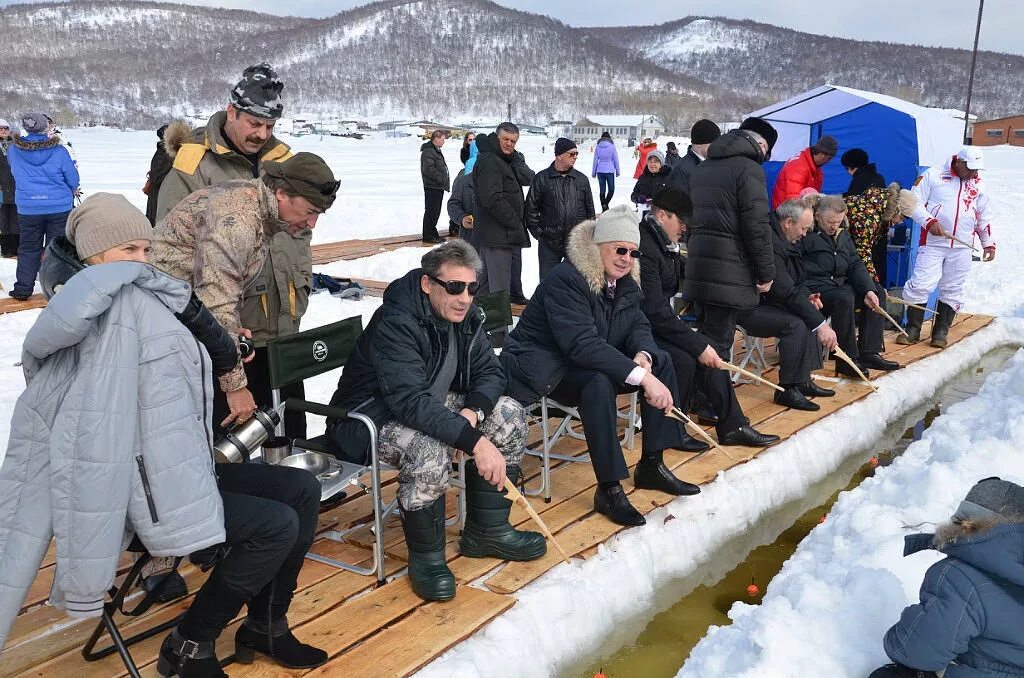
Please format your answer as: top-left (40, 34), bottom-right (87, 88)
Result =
top-left (593, 206), bottom-right (640, 246)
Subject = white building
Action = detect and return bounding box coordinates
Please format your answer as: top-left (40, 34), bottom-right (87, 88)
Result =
top-left (571, 115), bottom-right (664, 142)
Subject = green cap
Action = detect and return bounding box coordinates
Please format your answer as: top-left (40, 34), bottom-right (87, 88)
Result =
top-left (264, 152), bottom-right (339, 211)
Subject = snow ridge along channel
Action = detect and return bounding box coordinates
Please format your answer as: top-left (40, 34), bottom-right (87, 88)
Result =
top-left (679, 328), bottom-right (1024, 678)
top-left (415, 318), bottom-right (1024, 678)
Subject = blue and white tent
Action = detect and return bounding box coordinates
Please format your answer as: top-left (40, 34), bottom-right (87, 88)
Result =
top-left (748, 84), bottom-right (964, 196)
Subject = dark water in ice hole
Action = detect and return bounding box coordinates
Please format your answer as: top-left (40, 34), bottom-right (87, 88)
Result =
top-left (572, 346), bottom-right (1018, 678)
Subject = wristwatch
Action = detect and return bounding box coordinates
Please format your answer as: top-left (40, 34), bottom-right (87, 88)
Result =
top-left (472, 408), bottom-right (486, 425)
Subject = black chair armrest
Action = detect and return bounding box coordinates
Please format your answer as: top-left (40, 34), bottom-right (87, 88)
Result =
top-left (285, 398), bottom-right (349, 420)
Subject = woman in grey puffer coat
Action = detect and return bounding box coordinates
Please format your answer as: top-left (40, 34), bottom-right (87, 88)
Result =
top-left (0, 194), bottom-right (327, 677)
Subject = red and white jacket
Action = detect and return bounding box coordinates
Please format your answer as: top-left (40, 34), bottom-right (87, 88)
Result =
top-left (910, 156), bottom-right (995, 250)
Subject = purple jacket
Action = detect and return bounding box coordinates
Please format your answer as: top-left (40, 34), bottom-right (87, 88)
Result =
top-left (591, 139), bottom-right (620, 177)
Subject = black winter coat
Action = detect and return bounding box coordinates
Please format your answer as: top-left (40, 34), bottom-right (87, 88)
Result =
top-left (329, 269), bottom-right (506, 459)
top-left (631, 165), bottom-right (675, 205)
top-left (145, 140), bottom-right (173, 225)
top-left (524, 164), bottom-right (595, 252)
top-left (844, 163), bottom-right (886, 197)
top-left (501, 219), bottom-right (659, 405)
top-left (0, 147), bottom-right (14, 206)
top-left (420, 141), bottom-right (450, 192)
top-left (671, 148), bottom-right (702, 195)
top-left (763, 215), bottom-right (826, 330)
top-left (37, 236), bottom-right (239, 378)
top-left (801, 227), bottom-right (874, 298)
top-left (472, 132), bottom-right (534, 249)
top-left (638, 214), bottom-right (711, 358)
top-left (684, 129), bottom-right (775, 309)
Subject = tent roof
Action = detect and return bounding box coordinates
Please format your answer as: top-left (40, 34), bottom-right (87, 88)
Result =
top-left (747, 84), bottom-right (962, 168)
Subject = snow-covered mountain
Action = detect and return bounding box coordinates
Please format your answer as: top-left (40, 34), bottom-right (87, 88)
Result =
top-left (3, 1), bottom-right (1021, 129)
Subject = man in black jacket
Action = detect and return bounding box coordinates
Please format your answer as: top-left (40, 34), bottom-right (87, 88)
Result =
top-left (684, 117), bottom-right (778, 364)
top-left (525, 137), bottom-right (596, 279)
top-left (420, 130), bottom-right (449, 243)
top-left (639, 189), bottom-right (779, 447)
top-left (841, 148), bottom-right (886, 197)
top-left (803, 195), bottom-right (899, 375)
top-left (473, 122), bottom-right (534, 301)
top-left (502, 207), bottom-right (699, 528)
top-left (144, 124), bottom-right (173, 226)
top-left (0, 119), bottom-right (17, 257)
top-left (326, 241), bottom-right (544, 602)
top-left (737, 199), bottom-right (839, 411)
top-left (672, 119), bottom-right (721, 195)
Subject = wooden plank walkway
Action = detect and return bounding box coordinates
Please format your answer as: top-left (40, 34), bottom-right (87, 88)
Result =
top-left (0, 313), bottom-right (993, 678)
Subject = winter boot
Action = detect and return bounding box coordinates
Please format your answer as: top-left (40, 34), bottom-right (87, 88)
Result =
top-left (459, 462), bottom-right (546, 561)
top-left (930, 301), bottom-right (956, 348)
top-left (400, 496), bottom-right (456, 601)
top-left (156, 629), bottom-right (225, 678)
top-left (234, 615), bottom-right (327, 669)
top-left (895, 306), bottom-right (924, 345)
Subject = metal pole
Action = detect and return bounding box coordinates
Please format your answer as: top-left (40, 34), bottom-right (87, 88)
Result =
top-left (963, 0), bottom-right (984, 143)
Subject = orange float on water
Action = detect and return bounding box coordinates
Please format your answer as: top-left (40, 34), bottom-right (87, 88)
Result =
top-left (869, 456), bottom-right (880, 467)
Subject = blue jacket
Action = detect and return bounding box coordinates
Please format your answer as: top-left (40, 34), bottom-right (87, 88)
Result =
top-left (7, 134), bottom-right (79, 215)
top-left (592, 138), bottom-right (620, 176)
top-left (884, 523), bottom-right (1024, 677)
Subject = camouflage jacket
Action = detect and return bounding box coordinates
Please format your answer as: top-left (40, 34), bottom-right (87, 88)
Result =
top-left (150, 179), bottom-right (287, 392)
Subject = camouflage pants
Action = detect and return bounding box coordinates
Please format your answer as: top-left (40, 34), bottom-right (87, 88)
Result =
top-left (378, 393), bottom-right (527, 511)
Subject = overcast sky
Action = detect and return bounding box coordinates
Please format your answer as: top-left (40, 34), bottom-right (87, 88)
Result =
top-left (4, 0), bottom-right (1020, 55)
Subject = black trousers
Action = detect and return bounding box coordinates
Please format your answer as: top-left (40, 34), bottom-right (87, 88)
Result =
top-left (697, 304), bottom-right (740, 361)
top-left (177, 463), bottom-right (321, 641)
top-left (658, 339), bottom-right (747, 435)
top-left (422, 188), bottom-right (444, 240)
top-left (547, 352), bottom-right (685, 483)
top-left (212, 346), bottom-right (306, 440)
top-left (818, 283), bottom-right (884, 360)
top-left (538, 241), bottom-right (564, 280)
top-left (737, 305), bottom-right (822, 386)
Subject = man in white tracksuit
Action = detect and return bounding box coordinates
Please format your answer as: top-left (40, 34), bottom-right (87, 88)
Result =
top-left (897, 147), bottom-right (996, 348)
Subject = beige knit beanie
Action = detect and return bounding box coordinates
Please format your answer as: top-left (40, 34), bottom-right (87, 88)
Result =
top-left (66, 193), bottom-right (153, 260)
top-left (593, 205), bottom-right (640, 246)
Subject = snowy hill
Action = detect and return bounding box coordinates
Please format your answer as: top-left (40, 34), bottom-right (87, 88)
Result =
top-left (3, 2), bottom-right (1023, 129)
top-left (590, 16), bottom-right (1024, 121)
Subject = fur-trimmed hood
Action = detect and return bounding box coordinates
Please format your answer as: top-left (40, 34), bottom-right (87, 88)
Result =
top-left (162, 120), bottom-right (194, 159)
top-left (12, 134), bottom-right (62, 153)
top-left (904, 518), bottom-right (1024, 587)
top-left (565, 218), bottom-right (640, 295)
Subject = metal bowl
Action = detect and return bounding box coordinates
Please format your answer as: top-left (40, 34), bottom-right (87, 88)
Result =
top-left (277, 451), bottom-right (334, 476)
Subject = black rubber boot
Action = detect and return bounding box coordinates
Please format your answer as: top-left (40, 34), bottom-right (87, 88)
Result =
top-left (234, 615), bottom-right (327, 669)
top-left (401, 496), bottom-right (456, 601)
top-left (459, 462), bottom-right (546, 561)
top-left (156, 629), bottom-right (225, 678)
top-left (930, 301), bottom-right (956, 348)
top-left (896, 306), bottom-right (925, 345)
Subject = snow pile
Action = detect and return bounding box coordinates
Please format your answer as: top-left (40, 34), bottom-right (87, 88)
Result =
top-left (679, 346), bottom-right (1024, 678)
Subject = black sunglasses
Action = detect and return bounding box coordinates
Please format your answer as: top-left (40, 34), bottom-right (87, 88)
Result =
top-left (427, 274), bottom-right (480, 296)
top-left (613, 247), bottom-right (642, 258)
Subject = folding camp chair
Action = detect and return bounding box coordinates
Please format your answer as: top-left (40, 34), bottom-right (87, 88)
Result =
top-left (266, 315), bottom-right (395, 584)
top-left (731, 326), bottom-right (769, 385)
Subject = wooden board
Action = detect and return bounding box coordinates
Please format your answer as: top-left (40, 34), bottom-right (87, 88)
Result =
top-left (0, 293), bottom-right (46, 315)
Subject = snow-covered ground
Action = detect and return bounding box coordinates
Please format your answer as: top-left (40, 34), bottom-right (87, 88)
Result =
top-left (1, 129), bottom-right (1022, 677)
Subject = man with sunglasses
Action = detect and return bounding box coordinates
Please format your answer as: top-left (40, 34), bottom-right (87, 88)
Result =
top-left (326, 241), bottom-right (545, 602)
top-left (525, 137), bottom-right (595, 279)
top-left (503, 207), bottom-right (702, 528)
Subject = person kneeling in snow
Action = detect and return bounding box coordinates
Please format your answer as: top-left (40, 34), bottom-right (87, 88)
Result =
top-left (870, 477), bottom-right (1024, 678)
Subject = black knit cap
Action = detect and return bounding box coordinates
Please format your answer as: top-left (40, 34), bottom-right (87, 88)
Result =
top-left (554, 137), bottom-right (577, 156)
top-left (841, 148), bottom-right (869, 169)
top-left (263, 152), bottom-right (339, 211)
top-left (690, 118), bottom-right (721, 145)
top-left (739, 117), bottom-right (778, 159)
top-left (652, 187), bottom-right (693, 219)
top-left (230, 62), bottom-right (284, 120)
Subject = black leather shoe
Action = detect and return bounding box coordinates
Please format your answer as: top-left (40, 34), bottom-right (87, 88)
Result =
top-left (692, 404), bottom-right (720, 426)
top-left (834, 358), bottom-right (870, 379)
top-left (798, 381), bottom-right (836, 398)
top-left (421, 236), bottom-right (444, 244)
top-left (774, 386), bottom-right (820, 411)
top-left (858, 353), bottom-right (900, 371)
top-left (670, 434), bottom-right (710, 453)
top-left (594, 484), bottom-right (646, 526)
top-left (8, 290), bottom-right (30, 301)
top-left (719, 425), bottom-right (781, 447)
top-left (633, 460), bottom-right (701, 496)
top-left (509, 295), bottom-right (531, 305)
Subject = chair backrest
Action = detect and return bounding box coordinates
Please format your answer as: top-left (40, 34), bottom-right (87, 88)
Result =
top-left (266, 315), bottom-right (364, 390)
top-left (475, 289), bottom-right (512, 334)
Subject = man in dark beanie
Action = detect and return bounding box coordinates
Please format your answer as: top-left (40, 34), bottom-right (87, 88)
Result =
top-left (772, 133), bottom-right (838, 208)
top-left (672, 118), bottom-right (721, 194)
top-left (840, 147), bottom-right (887, 197)
top-left (524, 136), bottom-right (595, 278)
top-left (870, 477), bottom-right (1024, 678)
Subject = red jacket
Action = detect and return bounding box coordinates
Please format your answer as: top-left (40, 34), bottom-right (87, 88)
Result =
top-left (771, 147), bottom-right (823, 208)
top-left (633, 142), bottom-right (658, 179)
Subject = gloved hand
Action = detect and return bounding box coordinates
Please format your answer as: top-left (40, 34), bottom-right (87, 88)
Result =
top-left (983, 245), bottom-right (996, 261)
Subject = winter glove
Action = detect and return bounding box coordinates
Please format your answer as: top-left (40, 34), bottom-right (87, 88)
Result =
top-left (983, 245), bottom-right (996, 261)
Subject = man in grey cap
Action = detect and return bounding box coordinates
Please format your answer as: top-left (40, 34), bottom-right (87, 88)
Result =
top-left (771, 134), bottom-right (838, 208)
